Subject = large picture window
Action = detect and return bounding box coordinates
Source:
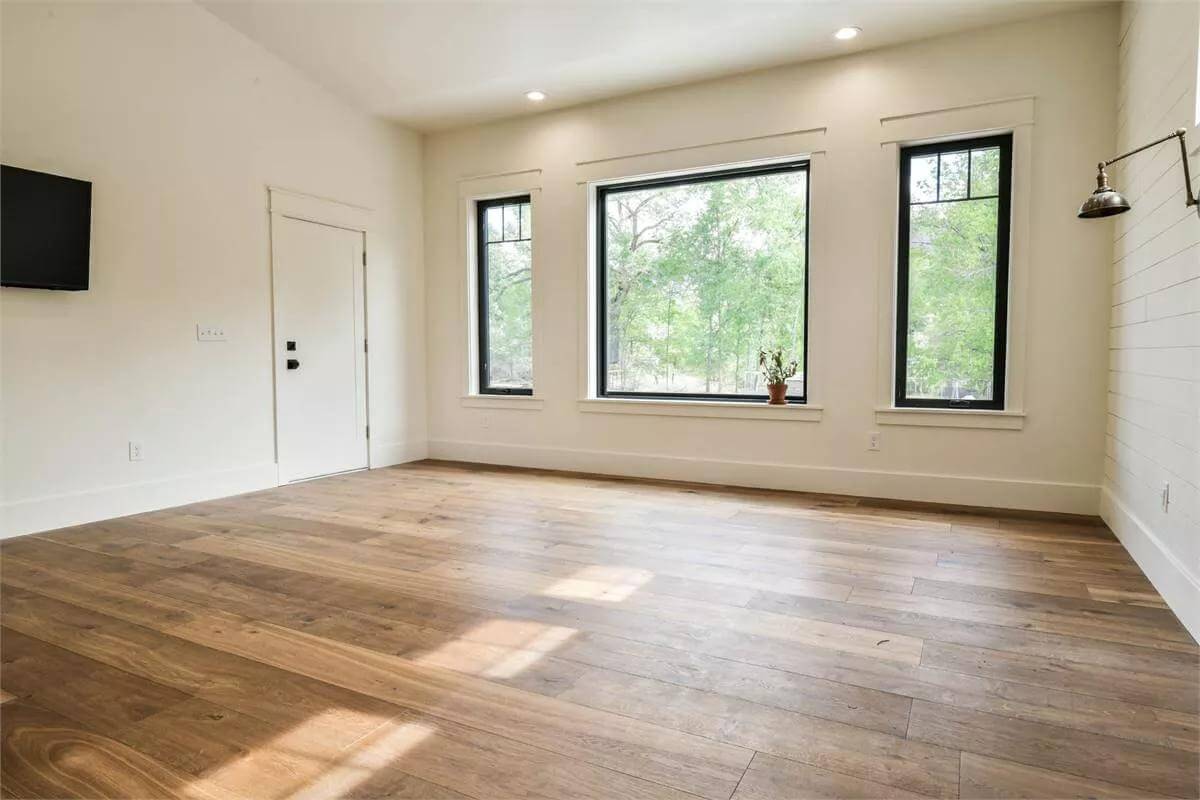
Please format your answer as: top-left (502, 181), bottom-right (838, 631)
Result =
top-left (476, 195), bottom-right (532, 395)
top-left (896, 134), bottom-right (1012, 409)
top-left (596, 162), bottom-right (809, 402)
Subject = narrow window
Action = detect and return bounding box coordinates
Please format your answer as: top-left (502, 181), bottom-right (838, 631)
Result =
top-left (476, 195), bottom-right (532, 395)
top-left (596, 162), bottom-right (809, 402)
top-left (896, 134), bottom-right (1012, 409)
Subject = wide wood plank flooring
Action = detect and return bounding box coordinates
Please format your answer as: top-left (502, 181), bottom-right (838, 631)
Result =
top-left (2, 461), bottom-right (1197, 799)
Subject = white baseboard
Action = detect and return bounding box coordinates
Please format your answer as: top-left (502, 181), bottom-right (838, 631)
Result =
top-left (371, 439), bottom-right (428, 468)
top-left (1101, 486), bottom-right (1200, 642)
top-left (1, 440), bottom-right (429, 540)
top-left (426, 439), bottom-right (1099, 515)
top-left (0, 462), bottom-right (279, 540)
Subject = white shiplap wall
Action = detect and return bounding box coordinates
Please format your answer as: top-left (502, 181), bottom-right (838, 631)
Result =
top-left (1102, 1), bottom-right (1200, 639)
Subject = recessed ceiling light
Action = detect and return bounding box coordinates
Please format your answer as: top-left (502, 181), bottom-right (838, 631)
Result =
top-left (525, 90), bottom-right (546, 102)
top-left (834, 26), bottom-right (861, 41)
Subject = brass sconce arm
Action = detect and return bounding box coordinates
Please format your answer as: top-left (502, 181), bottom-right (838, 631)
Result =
top-left (1079, 128), bottom-right (1198, 219)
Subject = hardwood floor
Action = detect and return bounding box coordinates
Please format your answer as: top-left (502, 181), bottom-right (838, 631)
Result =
top-left (1, 460), bottom-right (1196, 800)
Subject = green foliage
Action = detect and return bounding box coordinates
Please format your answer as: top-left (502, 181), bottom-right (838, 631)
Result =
top-left (758, 348), bottom-right (798, 385)
top-left (905, 198), bottom-right (999, 401)
top-left (604, 171), bottom-right (807, 396)
top-left (485, 239), bottom-right (532, 388)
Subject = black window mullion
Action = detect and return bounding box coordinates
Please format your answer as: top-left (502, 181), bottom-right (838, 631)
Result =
top-left (966, 150), bottom-right (973, 200)
top-left (991, 140), bottom-right (1013, 409)
top-left (895, 150), bottom-right (913, 407)
top-left (910, 194), bottom-right (998, 206)
top-left (895, 134), bottom-right (1011, 410)
top-left (475, 200), bottom-right (492, 394)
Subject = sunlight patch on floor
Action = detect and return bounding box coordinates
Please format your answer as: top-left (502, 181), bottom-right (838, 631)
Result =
top-left (287, 719), bottom-right (434, 800)
top-left (194, 709), bottom-right (431, 800)
top-left (411, 619), bottom-right (578, 679)
top-left (540, 565), bottom-right (653, 602)
top-left (482, 624), bottom-right (577, 678)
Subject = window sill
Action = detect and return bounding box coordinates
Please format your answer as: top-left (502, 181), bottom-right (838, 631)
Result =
top-left (461, 395), bottom-right (545, 410)
top-left (874, 407), bottom-right (1024, 430)
top-left (579, 398), bottom-right (823, 422)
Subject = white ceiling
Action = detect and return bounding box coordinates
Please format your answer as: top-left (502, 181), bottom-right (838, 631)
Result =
top-left (201, 1), bottom-right (1088, 132)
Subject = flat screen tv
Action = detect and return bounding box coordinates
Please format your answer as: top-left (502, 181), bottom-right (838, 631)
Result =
top-left (1, 164), bottom-right (92, 290)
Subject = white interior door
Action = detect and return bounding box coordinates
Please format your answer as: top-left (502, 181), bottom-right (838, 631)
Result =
top-left (272, 214), bottom-right (368, 483)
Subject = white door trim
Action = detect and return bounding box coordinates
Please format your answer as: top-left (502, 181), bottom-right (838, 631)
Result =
top-left (267, 186), bottom-right (373, 483)
top-left (269, 186), bottom-right (373, 232)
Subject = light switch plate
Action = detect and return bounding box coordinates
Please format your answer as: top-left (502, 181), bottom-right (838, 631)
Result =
top-left (197, 324), bottom-right (226, 342)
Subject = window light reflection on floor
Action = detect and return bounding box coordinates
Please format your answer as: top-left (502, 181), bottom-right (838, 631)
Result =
top-left (412, 619), bottom-right (578, 679)
top-left (192, 709), bottom-right (434, 800)
top-left (539, 565), bottom-right (653, 602)
top-left (288, 719), bottom-right (435, 800)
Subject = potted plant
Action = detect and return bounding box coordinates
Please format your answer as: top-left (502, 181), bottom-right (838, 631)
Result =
top-left (758, 348), bottom-right (798, 405)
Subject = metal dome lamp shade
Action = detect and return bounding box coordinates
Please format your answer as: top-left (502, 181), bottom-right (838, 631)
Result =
top-left (1078, 164), bottom-right (1130, 218)
top-left (1079, 128), bottom-right (1198, 220)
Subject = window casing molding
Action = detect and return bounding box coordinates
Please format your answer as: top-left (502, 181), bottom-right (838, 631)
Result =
top-left (873, 97), bottom-right (1034, 429)
top-left (874, 406), bottom-right (1024, 430)
top-left (894, 133), bottom-right (1013, 411)
top-left (580, 397), bottom-right (822, 421)
top-left (459, 171), bottom-right (543, 406)
top-left (577, 129), bottom-right (828, 417)
top-left (591, 158), bottom-right (813, 405)
top-left (460, 394), bottom-right (544, 410)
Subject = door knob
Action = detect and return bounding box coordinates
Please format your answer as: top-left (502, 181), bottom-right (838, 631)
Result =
top-left (286, 359), bottom-right (300, 370)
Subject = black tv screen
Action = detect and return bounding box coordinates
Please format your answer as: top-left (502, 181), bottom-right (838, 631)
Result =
top-left (1, 164), bottom-right (92, 290)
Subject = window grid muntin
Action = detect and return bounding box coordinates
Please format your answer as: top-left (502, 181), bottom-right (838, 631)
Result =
top-left (477, 194), bottom-right (533, 396)
top-left (908, 146), bottom-right (1002, 206)
top-left (895, 133), bottom-right (1012, 410)
top-left (595, 160), bottom-right (811, 404)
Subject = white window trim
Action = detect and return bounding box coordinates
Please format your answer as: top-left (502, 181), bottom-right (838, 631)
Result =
top-left (461, 394), bottom-right (545, 410)
top-left (579, 132), bottom-right (828, 417)
top-left (458, 170), bottom-right (542, 406)
top-left (580, 398), bottom-right (822, 421)
top-left (874, 406), bottom-right (1025, 430)
top-left (873, 96), bottom-right (1034, 429)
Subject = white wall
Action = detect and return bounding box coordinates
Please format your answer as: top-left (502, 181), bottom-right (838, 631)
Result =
top-left (0, 2), bottom-right (427, 537)
top-left (1100, 1), bottom-right (1200, 639)
top-left (422, 7), bottom-right (1118, 515)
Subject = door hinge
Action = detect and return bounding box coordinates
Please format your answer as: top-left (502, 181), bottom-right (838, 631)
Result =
top-left (366, 424), bottom-right (370, 439)
top-left (362, 250), bottom-right (367, 266)
top-left (364, 338), bottom-right (368, 353)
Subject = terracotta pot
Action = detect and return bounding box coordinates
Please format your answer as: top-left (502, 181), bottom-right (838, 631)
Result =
top-left (767, 382), bottom-right (788, 405)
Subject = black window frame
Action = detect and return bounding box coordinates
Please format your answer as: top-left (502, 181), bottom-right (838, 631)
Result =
top-left (476, 194), bottom-right (533, 396)
top-left (595, 160), bottom-right (811, 404)
top-left (895, 133), bottom-right (1012, 410)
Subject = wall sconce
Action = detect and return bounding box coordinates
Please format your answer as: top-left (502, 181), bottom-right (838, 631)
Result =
top-left (1078, 128), bottom-right (1198, 219)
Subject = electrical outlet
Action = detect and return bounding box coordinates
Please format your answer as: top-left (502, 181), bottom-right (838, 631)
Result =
top-left (196, 324), bottom-right (226, 342)
top-left (481, 413), bottom-right (491, 429)
top-left (128, 441), bottom-right (144, 461)
top-left (1161, 481), bottom-right (1171, 513)
top-left (868, 431), bottom-right (881, 451)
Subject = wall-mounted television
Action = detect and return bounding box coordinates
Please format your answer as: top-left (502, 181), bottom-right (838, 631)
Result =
top-left (1, 164), bottom-right (92, 291)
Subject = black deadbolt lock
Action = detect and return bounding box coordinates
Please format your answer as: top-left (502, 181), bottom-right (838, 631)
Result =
top-left (286, 359), bottom-right (300, 370)
top-left (286, 341), bottom-right (296, 351)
